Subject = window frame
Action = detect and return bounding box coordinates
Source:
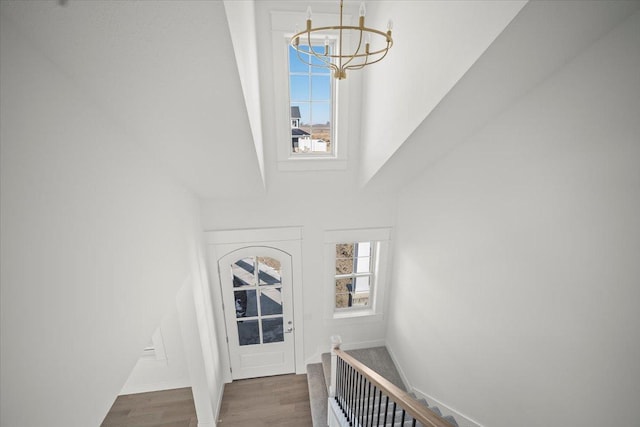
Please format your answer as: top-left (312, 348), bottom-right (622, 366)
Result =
top-left (271, 11), bottom-right (352, 171)
top-left (334, 242), bottom-right (376, 311)
top-left (288, 40), bottom-right (336, 157)
top-left (324, 228), bottom-right (392, 320)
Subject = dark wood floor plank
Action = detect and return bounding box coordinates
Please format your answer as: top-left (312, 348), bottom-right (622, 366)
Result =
top-left (218, 373), bottom-right (312, 427)
top-left (102, 374), bottom-right (312, 427)
top-left (101, 387), bottom-right (197, 427)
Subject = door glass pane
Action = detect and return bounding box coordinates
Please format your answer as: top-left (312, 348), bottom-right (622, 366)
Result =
top-left (232, 257), bottom-right (255, 287)
top-left (262, 318), bottom-right (284, 343)
top-left (260, 288), bottom-right (283, 316)
top-left (237, 320), bottom-right (260, 346)
top-left (257, 257), bottom-right (281, 285)
top-left (234, 290), bottom-right (257, 318)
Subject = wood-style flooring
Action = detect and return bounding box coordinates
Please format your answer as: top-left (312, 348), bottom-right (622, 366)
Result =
top-left (101, 374), bottom-right (312, 427)
top-left (218, 374), bottom-right (313, 427)
top-left (101, 387), bottom-right (197, 427)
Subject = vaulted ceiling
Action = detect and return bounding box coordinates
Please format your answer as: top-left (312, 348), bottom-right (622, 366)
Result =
top-left (2, 1), bottom-right (636, 198)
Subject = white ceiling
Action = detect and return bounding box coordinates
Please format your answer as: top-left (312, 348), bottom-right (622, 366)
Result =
top-left (1, 0), bottom-right (265, 199)
top-left (6, 1), bottom-right (627, 200)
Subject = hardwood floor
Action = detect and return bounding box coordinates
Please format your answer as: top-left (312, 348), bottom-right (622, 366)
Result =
top-left (218, 374), bottom-right (313, 427)
top-left (101, 374), bottom-right (312, 427)
top-left (101, 387), bottom-right (197, 427)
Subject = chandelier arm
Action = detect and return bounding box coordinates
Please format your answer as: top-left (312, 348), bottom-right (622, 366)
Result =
top-left (340, 27), bottom-right (365, 70)
top-left (305, 29), bottom-right (336, 70)
top-left (344, 42), bottom-right (391, 70)
top-left (291, 27), bottom-right (391, 60)
top-left (294, 45), bottom-right (338, 74)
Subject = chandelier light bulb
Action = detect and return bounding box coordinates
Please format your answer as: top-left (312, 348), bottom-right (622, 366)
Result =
top-left (290, 0), bottom-right (394, 80)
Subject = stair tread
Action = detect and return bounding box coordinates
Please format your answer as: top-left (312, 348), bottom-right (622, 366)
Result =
top-left (307, 363), bottom-right (328, 427)
top-left (320, 346), bottom-right (406, 392)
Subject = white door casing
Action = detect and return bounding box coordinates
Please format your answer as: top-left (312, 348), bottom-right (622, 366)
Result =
top-left (218, 246), bottom-right (295, 379)
top-left (206, 227), bottom-right (304, 382)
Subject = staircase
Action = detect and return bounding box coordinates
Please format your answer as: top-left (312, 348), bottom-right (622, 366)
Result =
top-left (306, 346), bottom-right (459, 427)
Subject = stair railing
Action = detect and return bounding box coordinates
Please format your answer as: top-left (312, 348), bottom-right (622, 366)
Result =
top-left (329, 336), bottom-right (454, 427)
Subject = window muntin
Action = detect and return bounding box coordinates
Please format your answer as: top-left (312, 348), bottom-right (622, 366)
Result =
top-left (289, 43), bottom-right (334, 156)
top-left (335, 242), bottom-right (374, 309)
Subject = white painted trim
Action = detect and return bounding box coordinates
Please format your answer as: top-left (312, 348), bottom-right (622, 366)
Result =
top-left (304, 338), bottom-right (387, 365)
top-left (271, 10), bottom-right (352, 171)
top-left (198, 422), bottom-right (216, 427)
top-left (206, 233), bottom-right (305, 380)
top-left (213, 380), bottom-right (225, 427)
top-left (119, 380), bottom-right (192, 396)
top-left (386, 346), bottom-right (483, 427)
top-left (278, 159), bottom-right (348, 171)
top-left (324, 227), bottom-right (392, 243)
top-left (412, 387), bottom-right (484, 427)
top-left (339, 339), bottom-right (386, 352)
top-left (205, 226), bottom-right (302, 245)
top-left (385, 345), bottom-right (413, 394)
top-left (323, 230), bottom-right (392, 321)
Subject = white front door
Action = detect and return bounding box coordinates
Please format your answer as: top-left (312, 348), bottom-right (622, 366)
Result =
top-left (218, 246), bottom-right (296, 379)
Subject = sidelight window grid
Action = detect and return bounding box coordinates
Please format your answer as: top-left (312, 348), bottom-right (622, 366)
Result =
top-left (288, 39), bottom-right (335, 156)
top-left (335, 242), bottom-right (376, 310)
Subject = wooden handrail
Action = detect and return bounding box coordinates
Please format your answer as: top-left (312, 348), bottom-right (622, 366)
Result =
top-left (334, 349), bottom-right (454, 427)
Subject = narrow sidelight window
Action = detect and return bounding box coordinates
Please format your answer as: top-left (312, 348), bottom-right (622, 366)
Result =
top-left (288, 42), bottom-right (334, 156)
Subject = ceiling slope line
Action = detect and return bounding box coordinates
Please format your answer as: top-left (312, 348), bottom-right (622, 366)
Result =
top-left (223, 0), bottom-right (267, 190)
top-left (362, 0), bottom-right (640, 194)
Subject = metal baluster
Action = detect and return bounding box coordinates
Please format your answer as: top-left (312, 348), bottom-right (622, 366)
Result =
top-left (346, 364), bottom-right (352, 421)
top-left (349, 366), bottom-right (355, 423)
top-left (365, 381), bottom-right (371, 426)
top-left (339, 358), bottom-right (344, 409)
top-left (383, 395), bottom-right (389, 427)
top-left (376, 389), bottom-right (382, 426)
top-left (370, 385), bottom-right (377, 427)
top-left (390, 401), bottom-right (397, 427)
top-left (412, 418), bottom-right (417, 427)
top-left (337, 358), bottom-right (343, 411)
top-left (359, 375), bottom-right (365, 426)
top-left (354, 372), bottom-right (360, 423)
top-left (400, 409), bottom-right (406, 426)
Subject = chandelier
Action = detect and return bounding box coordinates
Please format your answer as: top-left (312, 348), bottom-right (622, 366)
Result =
top-left (290, 1), bottom-right (393, 80)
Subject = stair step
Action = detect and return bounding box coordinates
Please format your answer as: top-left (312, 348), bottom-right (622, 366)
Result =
top-left (307, 363), bottom-right (328, 427)
top-left (321, 352), bottom-right (331, 392)
top-left (443, 415), bottom-right (459, 427)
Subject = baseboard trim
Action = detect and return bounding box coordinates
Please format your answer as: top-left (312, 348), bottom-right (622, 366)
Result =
top-left (340, 338), bottom-right (386, 351)
top-left (411, 387), bottom-right (483, 427)
top-left (213, 382), bottom-right (225, 426)
top-left (385, 345), bottom-right (412, 391)
top-left (386, 345), bottom-right (482, 427)
top-left (304, 338), bottom-right (387, 367)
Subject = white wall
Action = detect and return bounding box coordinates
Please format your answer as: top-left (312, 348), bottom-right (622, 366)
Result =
top-left (358, 0), bottom-right (525, 186)
top-left (200, 191), bottom-right (397, 366)
top-left (0, 14), bottom-right (209, 427)
top-left (120, 310), bottom-right (191, 395)
top-left (386, 11), bottom-right (640, 427)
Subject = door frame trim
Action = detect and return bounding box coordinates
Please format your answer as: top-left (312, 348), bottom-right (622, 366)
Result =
top-left (205, 227), bottom-right (305, 382)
